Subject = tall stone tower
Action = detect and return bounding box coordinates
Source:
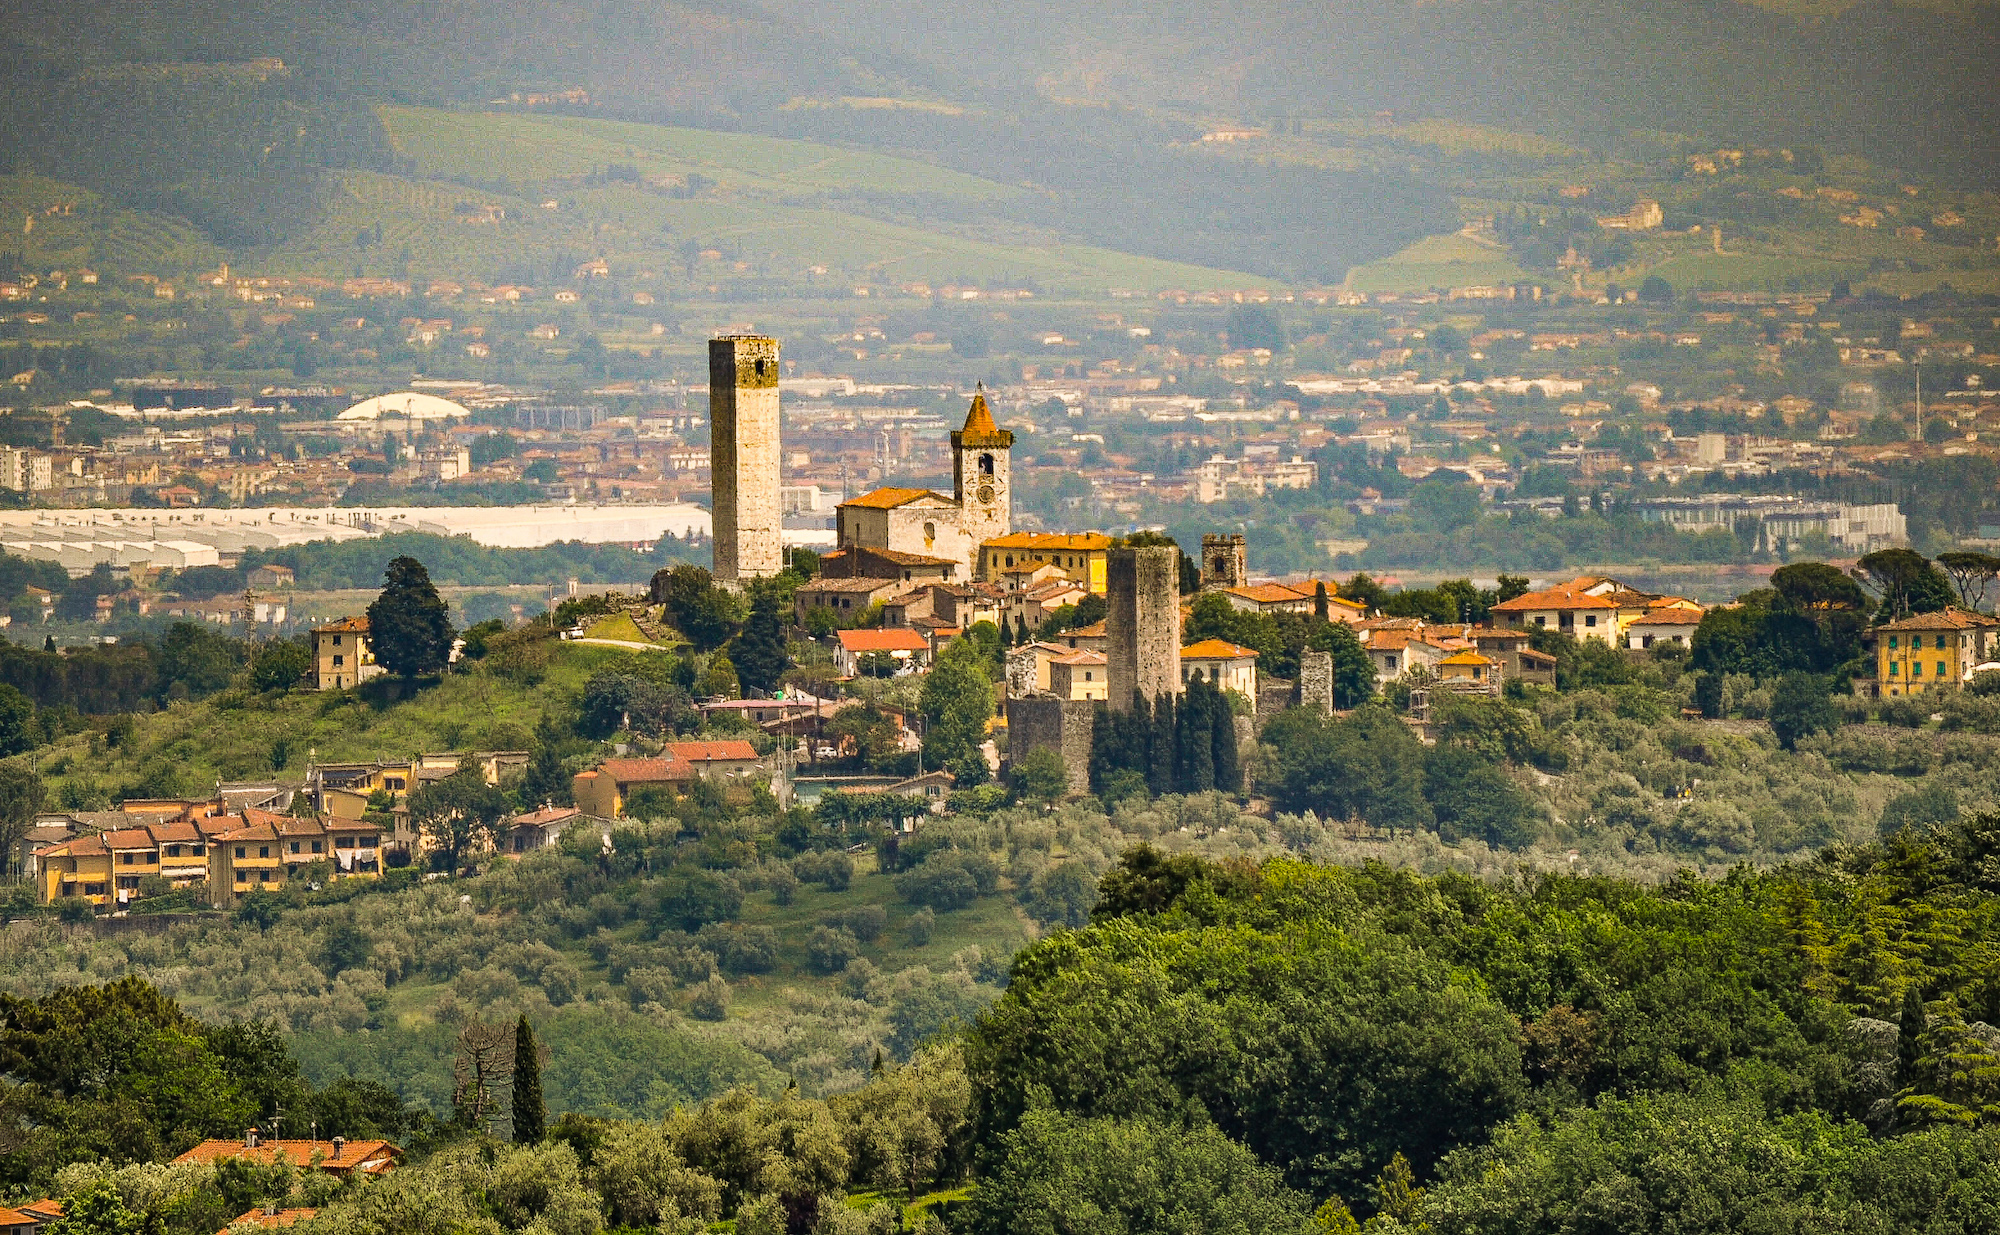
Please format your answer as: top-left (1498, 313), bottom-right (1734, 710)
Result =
top-left (950, 383), bottom-right (1013, 550)
top-left (709, 335), bottom-right (781, 581)
top-left (1105, 544), bottom-right (1184, 713)
top-left (1200, 533), bottom-right (1247, 590)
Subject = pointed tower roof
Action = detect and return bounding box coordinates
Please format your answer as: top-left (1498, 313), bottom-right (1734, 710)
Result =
top-left (951, 383), bottom-right (1013, 449)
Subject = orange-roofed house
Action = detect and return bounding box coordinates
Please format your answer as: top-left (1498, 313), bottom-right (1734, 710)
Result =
top-left (834, 627), bottom-right (932, 677)
top-left (312, 616), bottom-right (380, 690)
top-left (571, 754), bottom-right (697, 818)
top-left (977, 532), bottom-right (1114, 593)
top-left (37, 834), bottom-right (112, 905)
top-left (836, 388), bottom-right (1015, 578)
top-left (1491, 583), bottom-right (1624, 646)
top-left (206, 809), bottom-right (383, 907)
top-left (1622, 605), bottom-right (1704, 650)
top-left (1048, 649), bottom-right (1109, 701)
top-left (219, 1206), bottom-right (316, 1232)
top-left (1181, 638), bottom-right (1259, 707)
top-left (1219, 582), bottom-right (1314, 615)
top-left (1874, 606), bottom-right (2000, 697)
top-left (0, 1199), bottom-right (61, 1234)
top-left (176, 1133), bottom-right (401, 1176)
top-left (1437, 650), bottom-right (1499, 690)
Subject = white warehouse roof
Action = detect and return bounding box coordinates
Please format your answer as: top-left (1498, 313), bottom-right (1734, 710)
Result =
top-left (337, 392), bottom-right (471, 421)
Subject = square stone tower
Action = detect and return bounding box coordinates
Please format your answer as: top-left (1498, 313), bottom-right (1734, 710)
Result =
top-left (1105, 544), bottom-right (1184, 713)
top-left (1200, 533), bottom-right (1247, 590)
top-left (709, 335), bottom-right (781, 581)
top-left (950, 383), bottom-right (1014, 550)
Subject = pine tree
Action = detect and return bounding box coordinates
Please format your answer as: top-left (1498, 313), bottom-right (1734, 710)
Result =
top-left (512, 1014), bottom-right (545, 1143)
top-left (365, 555), bottom-right (454, 678)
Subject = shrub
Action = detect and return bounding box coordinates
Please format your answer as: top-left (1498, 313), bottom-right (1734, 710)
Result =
top-left (807, 927), bottom-right (860, 975)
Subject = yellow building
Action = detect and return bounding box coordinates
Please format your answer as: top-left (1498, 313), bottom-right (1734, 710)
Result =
top-left (1437, 650), bottom-right (1498, 688)
top-left (39, 819), bottom-right (224, 906)
top-left (1874, 607), bottom-right (2000, 697)
top-left (1180, 638), bottom-right (1260, 706)
top-left (208, 809), bottom-right (383, 906)
top-left (312, 616), bottom-right (381, 690)
top-left (978, 533), bottom-right (1114, 593)
top-left (1047, 650), bottom-right (1109, 701)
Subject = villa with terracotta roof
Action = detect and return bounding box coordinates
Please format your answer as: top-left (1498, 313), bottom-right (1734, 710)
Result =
top-left (1219, 582), bottom-right (1315, 615)
top-left (1872, 606), bottom-right (2000, 698)
top-left (176, 1134), bottom-right (401, 1176)
top-left (837, 388), bottom-right (1014, 578)
top-left (311, 615), bottom-right (379, 690)
top-left (206, 808), bottom-right (383, 907)
top-left (977, 531), bottom-right (1114, 592)
top-left (1623, 605), bottom-right (1705, 650)
top-left (834, 627), bottom-right (932, 677)
top-left (1181, 638), bottom-right (1260, 706)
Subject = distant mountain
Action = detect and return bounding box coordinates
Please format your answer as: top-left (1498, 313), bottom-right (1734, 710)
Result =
top-left (3, 0), bottom-right (1995, 282)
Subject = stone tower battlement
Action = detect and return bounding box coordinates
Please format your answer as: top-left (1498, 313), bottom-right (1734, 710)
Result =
top-left (710, 335), bottom-right (781, 581)
top-left (1200, 533), bottom-right (1247, 591)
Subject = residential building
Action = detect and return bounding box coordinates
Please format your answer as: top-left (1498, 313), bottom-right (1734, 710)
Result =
top-left (1218, 582), bottom-right (1314, 615)
top-left (1873, 607), bottom-right (2000, 697)
top-left (175, 1134), bottom-right (401, 1176)
top-left (1470, 628), bottom-right (1556, 686)
top-left (1624, 606), bottom-right (1704, 650)
top-left (570, 743), bottom-right (762, 818)
top-left (794, 577), bottom-right (905, 624)
top-left (1193, 454), bottom-right (1317, 503)
top-left (311, 617), bottom-right (380, 690)
top-left (834, 627), bottom-right (931, 676)
top-left (207, 810), bottom-right (383, 905)
top-left (976, 532), bottom-right (1114, 592)
top-left (1491, 582), bottom-right (1624, 645)
top-left (1048, 649), bottom-right (1109, 701)
top-left (1181, 638), bottom-right (1260, 703)
top-left (505, 806), bottom-right (586, 854)
top-left (1436, 650), bottom-right (1498, 690)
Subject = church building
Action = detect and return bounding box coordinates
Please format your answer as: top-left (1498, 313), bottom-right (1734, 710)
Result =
top-left (834, 386), bottom-right (1013, 578)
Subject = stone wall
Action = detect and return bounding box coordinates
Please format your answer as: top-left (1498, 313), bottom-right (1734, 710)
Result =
top-left (709, 335), bottom-right (782, 581)
top-left (1005, 694), bottom-right (1095, 797)
top-left (1200, 533), bottom-right (1247, 590)
top-left (1298, 649), bottom-right (1334, 715)
top-left (1105, 545), bottom-right (1183, 713)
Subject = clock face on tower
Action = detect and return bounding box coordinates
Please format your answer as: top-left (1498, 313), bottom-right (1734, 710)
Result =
top-left (977, 484), bottom-right (994, 504)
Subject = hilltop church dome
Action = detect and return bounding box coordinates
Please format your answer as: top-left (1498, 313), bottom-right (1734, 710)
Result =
top-left (336, 391), bottom-right (471, 421)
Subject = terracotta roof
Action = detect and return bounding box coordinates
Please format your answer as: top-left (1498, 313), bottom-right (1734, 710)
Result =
top-left (1181, 638), bottom-right (1259, 660)
top-left (220, 1207), bottom-right (317, 1231)
top-left (839, 487), bottom-right (946, 510)
top-left (98, 828), bottom-right (160, 851)
top-left (982, 532), bottom-right (1115, 551)
top-left (512, 806), bottom-right (582, 827)
top-left (837, 628), bottom-right (931, 653)
top-left (1440, 651), bottom-right (1494, 666)
top-left (1051, 649), bottom-right (1107, 665)
top-left (175, 1138), bottom-right (401, 1173)
top-left (1224, 583), bottom-right (1310, 605)
top-left (800, 576), bottom-right (903, 593)
top-left (1629, 607), bottom-right (1704, 625)
top-left (1492, 586), bottom-right (1618, 611)
top-left (665, 739), bottom-right (758, 762)
top-left (823, 546), bottom-right (957, 567)
top-left (313, 616), bottom-right (369, 633)
top-left (1876, 606), bottom-right (2000, 632)
top-left (595, 756), bottom-right (692, 784)
top-left (42, 835), bottom-right (107, 859)
top-left (953, 385), bottom-right (1013, 448)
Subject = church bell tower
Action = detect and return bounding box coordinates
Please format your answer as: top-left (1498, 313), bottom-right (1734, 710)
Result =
top-left (951, 383), bottom-right (1013, 549)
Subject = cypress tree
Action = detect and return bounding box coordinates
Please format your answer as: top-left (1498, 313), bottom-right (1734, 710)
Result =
top-left (1314, 581), bottom-right (1330, 622)
top-left (1897, 985), bottom-right (1927, 1087)
top-left (512, 1014), bottom-right (545, 1144)
top-left (1177, 680), bottom-right (1215, 793)
top-left (1146, 695), bottom-right (1177, 796)
top-left (1212, 685), bottom-right (1242, 794)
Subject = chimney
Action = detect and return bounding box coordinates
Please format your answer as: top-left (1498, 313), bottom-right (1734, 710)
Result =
top-left (332, 1135), bottom-right (345, 1159)
top-left (263, 1203), bottom-right (278, 1217)
top-left (245, 1127), bottom-right (259, 1148)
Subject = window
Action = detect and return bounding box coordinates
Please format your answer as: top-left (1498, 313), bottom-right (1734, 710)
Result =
top-left (1913, 662), bottom-right (1922, 676)
top-left (193, 845), bottom-right (205, 856)
top-left (1083, 671), bottom-right (1093, 681)
top-left (258, 871), bottom-right (271, 883)
top-left (312, 841), bottom-right (324, 853)
top-left (166, 845), bottom-right (180, 856)
top-left (259, 846), bottom-right (270, 858)
top-left (290, 841), bottom-right (301, 854)
top-left (120, 853), bottom-right (133, 865)
top-left (1890, 663), bottom-right (1900, 676)
top-left (333, 635), bottom-right (342, 646)
top-left (979, 452), bottom-right (994, 475)
top-left (1939, 661), bottom-right (1948, 677)
top-left (1889, 636), bottom-right (1898, 649)
top-left (1584, 615), bottom-right (1597, 627)
top-left (235, 846), bottom-right (246, 859)
top-left (336, 837), bottom-right (355, 849)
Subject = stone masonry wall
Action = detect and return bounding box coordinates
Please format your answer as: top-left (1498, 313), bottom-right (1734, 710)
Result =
top-left (1299, 649), bottom-right (1334, 715)
top-left (1106, 544), bottom-right (1184, 713)
top-left (709, 336), bottom-right (782, 580)
top-left (1005, 695), bottom-right (1095, 797)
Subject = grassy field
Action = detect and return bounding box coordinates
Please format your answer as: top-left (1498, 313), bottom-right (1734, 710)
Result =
top-left (0, 174), bottom-right (225, 275)
top-left (1342, 231), bottom-right (1528, 292)
top-left (378, 106), bottom-right (1019, 202)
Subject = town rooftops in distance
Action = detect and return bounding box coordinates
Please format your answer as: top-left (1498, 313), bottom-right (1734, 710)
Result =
top-left (174, 1137), bottom-right (402, 1175)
